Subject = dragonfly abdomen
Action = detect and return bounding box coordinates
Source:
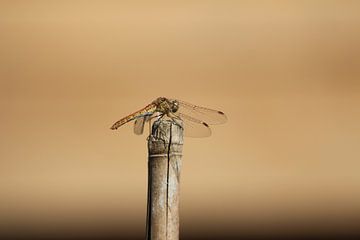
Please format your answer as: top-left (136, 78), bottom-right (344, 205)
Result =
top-left (110, 103), bottom-right (156, 130)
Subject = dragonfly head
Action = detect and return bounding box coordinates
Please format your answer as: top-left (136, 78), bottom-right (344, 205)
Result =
top-left (171, 100), bottom-right (179, 113)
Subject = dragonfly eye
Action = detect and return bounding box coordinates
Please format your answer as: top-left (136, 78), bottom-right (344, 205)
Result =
top-left (171, 100), bottom-right (179, 113)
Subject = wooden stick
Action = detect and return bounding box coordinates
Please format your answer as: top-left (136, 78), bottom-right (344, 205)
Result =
top-left (146, 119), bottom-right (183, 240)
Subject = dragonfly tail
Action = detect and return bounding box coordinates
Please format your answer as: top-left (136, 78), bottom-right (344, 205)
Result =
top-left (110, 104), bottom-right (157, 130)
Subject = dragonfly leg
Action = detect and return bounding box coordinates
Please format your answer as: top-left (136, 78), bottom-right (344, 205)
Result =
top-left (148, 114), bottom-right (164, 134)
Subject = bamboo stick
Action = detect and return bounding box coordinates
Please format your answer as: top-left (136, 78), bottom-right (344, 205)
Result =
top-left (146, 119), bottom-right (183, 240)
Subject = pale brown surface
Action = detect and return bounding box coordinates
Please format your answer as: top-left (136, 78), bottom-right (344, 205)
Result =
top-left (1, 0), bottom-right (360, 237)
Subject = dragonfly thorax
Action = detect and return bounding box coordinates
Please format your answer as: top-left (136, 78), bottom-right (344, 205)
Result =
top-left (153, 97), bottom-right (179, 115)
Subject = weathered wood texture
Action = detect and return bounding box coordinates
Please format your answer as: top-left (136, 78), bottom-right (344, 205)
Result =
top-left (146, 119), bottom-right (183, 240)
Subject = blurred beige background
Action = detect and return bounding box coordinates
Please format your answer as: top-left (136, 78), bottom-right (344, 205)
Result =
top-left (1, 0), bottom-right (360, 238)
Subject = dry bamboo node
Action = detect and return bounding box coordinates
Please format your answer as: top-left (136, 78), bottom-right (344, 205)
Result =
top-left (146, 119), bottom-right (183, 240)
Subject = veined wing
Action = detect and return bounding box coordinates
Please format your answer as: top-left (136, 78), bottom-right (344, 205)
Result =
top-left (172, 99), bottom-right (227, 125)
top-left (178, 113), bottom-right (212, 137)
top-left (134, 115), bottom-right (150, 135)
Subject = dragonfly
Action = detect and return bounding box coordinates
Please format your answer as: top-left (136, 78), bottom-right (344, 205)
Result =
top-left (110, 97), bottom-right (227, 137)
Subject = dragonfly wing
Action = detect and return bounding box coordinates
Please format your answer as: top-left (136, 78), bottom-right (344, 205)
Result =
top-left (172, 99), bottom-right (227, 125)
top-left (134, 116), bottom-right (146, 135)
top-left (178, 113), bottom-right (212, 138)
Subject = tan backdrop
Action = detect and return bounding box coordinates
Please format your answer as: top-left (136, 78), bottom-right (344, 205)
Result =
top-left (1, 1), bottom-right (360, 238)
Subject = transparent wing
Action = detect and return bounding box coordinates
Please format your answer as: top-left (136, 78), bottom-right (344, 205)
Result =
top-left (172, 99), bottom-right (227, 125)
top-left (178, 113), bottom-right (212, 138)
top-left (134, 116), bottom-right (150, 135)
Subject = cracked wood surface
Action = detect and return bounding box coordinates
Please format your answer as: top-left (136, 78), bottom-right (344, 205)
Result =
top-left (146, 119), bottom-right (183, 240)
